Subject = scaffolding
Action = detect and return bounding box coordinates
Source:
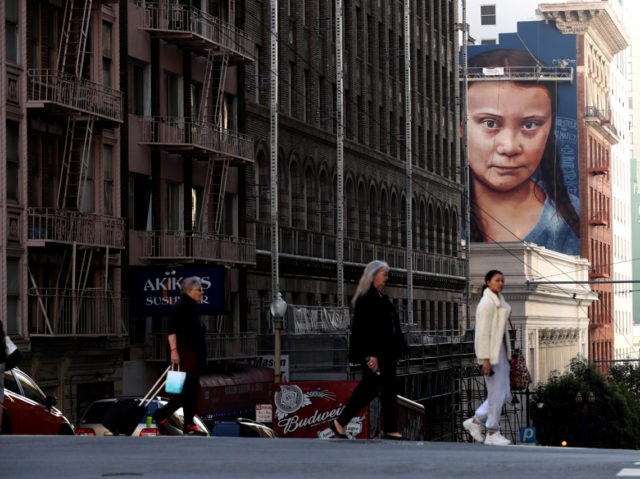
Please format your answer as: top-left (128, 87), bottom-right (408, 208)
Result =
top-left (466, 65), bottom-right (574, 83)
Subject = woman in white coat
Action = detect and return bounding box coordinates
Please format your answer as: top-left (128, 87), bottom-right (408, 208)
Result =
top-left (463, 269), bottom-right (512, 446)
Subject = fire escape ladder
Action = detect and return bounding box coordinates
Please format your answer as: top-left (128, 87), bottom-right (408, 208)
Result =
top-left (57, 0), bottom-right (93, 78)
top-left (198, 157), bottom-right (214, 232)
top-left (213, 160), bottom-right (230, 234)
top-left (197, 158), bottom-right (230, 234)
top-left (212, 55), bottom-right (229, 126)
top-left (57, 117), bottom-right (94, 210)
top-left (197, 49), bottom-right (215, 124)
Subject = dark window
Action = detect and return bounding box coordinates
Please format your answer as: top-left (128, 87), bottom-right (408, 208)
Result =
top-left (480, 5), bottom-right (496, 25)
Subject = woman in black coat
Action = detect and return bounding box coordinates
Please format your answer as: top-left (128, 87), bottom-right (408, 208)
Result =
top-left (331, 260), bottom-right (407, 439)
top-left (153, 276), bottom-right (207, 435)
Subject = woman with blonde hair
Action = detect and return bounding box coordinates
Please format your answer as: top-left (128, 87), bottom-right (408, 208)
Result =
top-left (330, 260), bottom-right (407, 439)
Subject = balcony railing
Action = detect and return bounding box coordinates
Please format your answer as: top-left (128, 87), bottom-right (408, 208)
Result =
top-left (137, 116), bottom-right (254, 162)
top-left (141, 2), bottom-right (255, 61)
top-left (585, 106), bottom-right (619, 143)
top-left (150, 332), bottom-right (258, 361)
top-left (276, 305), bottom-right (351, 335)
top-left (27, 69), bottom-right (123, 122)
top-left (129, 230), bottom-right (256, 266)
top-left (256, 223), bottom-right (465, 277)
top-left (27, 208), bottom-right (126, 249)
top-left (29, 288), bottom-right (128, 337)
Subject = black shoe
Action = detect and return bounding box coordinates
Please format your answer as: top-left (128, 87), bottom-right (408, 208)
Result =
top-left (329, 421), bottom-right (348, 439)
top-left (383, 434), bottom-right (404, 440)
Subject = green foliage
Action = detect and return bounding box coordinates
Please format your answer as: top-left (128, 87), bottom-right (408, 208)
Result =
top-left (531, 358), bottom-right (640, 449)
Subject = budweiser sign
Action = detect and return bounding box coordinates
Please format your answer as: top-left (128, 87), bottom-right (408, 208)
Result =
top-left (272, 381), bottom-right (369, 439)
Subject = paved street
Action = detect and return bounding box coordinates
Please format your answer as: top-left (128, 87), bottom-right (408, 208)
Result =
top-left (3, 436), bottom-right (640, 479)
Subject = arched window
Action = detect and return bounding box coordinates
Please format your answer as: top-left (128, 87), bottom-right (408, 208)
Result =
top-left (419, 200), bottom-right (427, 251)
top-left (390, 192), bottom-right (399, 246)
top-left (380, 189), bottom-right (389, 244)
top-left (358, 181), bottom-right (368, 240)
top-left (369, 185), bottom-right (378, 243)
top-left (319, 168), bottom-right (333, 233)
top-left (290, 159), bottom-right (303, 227)
top-left (305, 163), bottom-right (317, 231)
top-left (427, 203), bottom-right (435, 253)
top-left (278, 153), bottom-right (290, 226)
top-left (346, 177), bottom-right (357, 238)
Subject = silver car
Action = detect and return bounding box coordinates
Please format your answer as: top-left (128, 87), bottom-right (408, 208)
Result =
top-left (75, 397), bottom-right (209, 436)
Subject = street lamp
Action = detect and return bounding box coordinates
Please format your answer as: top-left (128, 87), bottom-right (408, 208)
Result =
top-left (270, 292), bottom-right (288, 384)
top-left (575, 391), bottom-right (596, 447)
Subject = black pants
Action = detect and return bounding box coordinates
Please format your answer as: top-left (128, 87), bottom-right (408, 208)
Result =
top-left (336, 358), bottom-right (398, 434)
top-left (154, 371), bottom-right (199, 428)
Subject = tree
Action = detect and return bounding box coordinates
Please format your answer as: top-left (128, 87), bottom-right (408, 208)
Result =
top-left (530, 357), bottom-right (640, 449)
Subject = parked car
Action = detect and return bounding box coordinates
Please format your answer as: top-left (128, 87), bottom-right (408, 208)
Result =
top-left (209, 417), bottom-right (277, 438)
top-left (2, 368), bottom-right (74, 435)
top-left (75, 397), bottom-right (209, 436)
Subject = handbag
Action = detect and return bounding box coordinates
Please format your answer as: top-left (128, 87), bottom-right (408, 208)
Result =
top-left (508, 318), bottom-right (531, 390)
top-left (165, 364), bottom-right (186, 394)
top-left (5, 336), bottom-right (23, 370)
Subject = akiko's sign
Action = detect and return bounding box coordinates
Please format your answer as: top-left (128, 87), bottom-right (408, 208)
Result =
top-left (132, 266), bottom-right (225, 314)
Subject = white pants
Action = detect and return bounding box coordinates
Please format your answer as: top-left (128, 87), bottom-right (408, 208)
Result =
top-left (474, 345), bottom-right (511, 432)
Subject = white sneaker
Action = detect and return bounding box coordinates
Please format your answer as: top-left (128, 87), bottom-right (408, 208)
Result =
top-left (484, 431), bottom-right (511, 446)
top-left (463, 418), bottom-right (484, 443)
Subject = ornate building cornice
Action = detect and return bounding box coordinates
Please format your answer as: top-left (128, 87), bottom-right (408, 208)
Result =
top-left (538, 327), bottom-right (581, 346)
top-left (538, 2), bottom-right (629, 60)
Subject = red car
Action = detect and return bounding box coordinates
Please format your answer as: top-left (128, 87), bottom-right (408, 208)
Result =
top-left (2, 368), bottom-right (74, 435)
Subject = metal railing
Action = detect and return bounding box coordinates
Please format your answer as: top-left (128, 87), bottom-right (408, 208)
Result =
top-left (27, 69), bottom-right (123, 122)
top-left (131, 230), bottom-right (256, 265)
top-left (27, 208), bottom-right (126, 249)
top-left (141, 2), bottom-right (255, 61)
top-left (585, 106), bottom-right (618, 138)
top-left (150, 332), bottom-right (258, 361)
top-left (256, 222), bottom-right (465, 277)
top-left (279, 305), bottom-right (351, 334)
top-left (28, 288), bottom-right (128, 336)
top-left (137, 116), bottom-right (254, 162)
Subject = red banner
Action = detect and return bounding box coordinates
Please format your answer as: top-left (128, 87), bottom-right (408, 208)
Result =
top-left (272, 380), bottom-right (369, 439)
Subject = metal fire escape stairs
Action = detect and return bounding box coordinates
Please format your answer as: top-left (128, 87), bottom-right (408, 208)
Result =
top-left (57, 0), bottom-right (94, 213)
top-left (37, 0), bottom-right (98, 333)
top-left (198, 52), bottom-right (230, 235)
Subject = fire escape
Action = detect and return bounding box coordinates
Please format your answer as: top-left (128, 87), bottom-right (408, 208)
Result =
top-left (132, 1), bottom-right (256, 268)
top-left (26, 0), bottom-right (126, 337)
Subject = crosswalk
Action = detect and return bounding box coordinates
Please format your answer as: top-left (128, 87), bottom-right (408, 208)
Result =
top-left (617, 462), bottom-right (640, 476)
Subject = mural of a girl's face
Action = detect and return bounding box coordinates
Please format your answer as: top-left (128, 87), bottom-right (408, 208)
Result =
top-left (467, 81), bottom-right (553, 194)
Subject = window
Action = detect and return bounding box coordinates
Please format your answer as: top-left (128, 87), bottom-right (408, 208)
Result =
top-left (6, 0), bottom-right (18, 62)
top-left (128, 174), bottom-right (152, 230)
top-left (103, 145), bottom-right (114, 215)
top-left (192, 186), bottom-right (203, 230)
top-left (480, 5), bottom-right (496, 25)
top-left (222, 94), bottom-right (237, 130)
top-left (481, 39), bottom-right (497, 45)
top-left (80, 148), bottom-right (94, 213)
top-left (192, 81), bottom-right (203, 121)
top-left (102, 22), bottom-right (113, 88)
top-left (167, 182), bottom-right (183, 231)
top-left (7, 258), bottom-right (20, 333)
top-left (129, 59), bottom-right (149, 116)
top-left (166, 73), bottom-right (184, 118)
top-left (6, 121), bottom-right (19, 201)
